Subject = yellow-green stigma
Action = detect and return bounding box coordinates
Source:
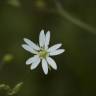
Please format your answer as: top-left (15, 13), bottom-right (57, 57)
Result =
top-left (38, 49), bottom-right (48, 59)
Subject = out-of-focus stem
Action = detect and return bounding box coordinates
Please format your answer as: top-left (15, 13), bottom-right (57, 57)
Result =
top-left (55, 0), bottom-right (96, 34)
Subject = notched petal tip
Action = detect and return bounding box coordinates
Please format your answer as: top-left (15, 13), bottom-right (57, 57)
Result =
top-left (23, 38), bottom-right (26, 40)
top-left (30, 58), bottom-right (40, 70)
top-left (45, 31), bottom-right (50, 47)
top-left (46, 57), bottom-right (57, 70)
top-left (26, 55), bottom-right (40, 65)
top-left (21, 44), bottom-right (38, 54)
top-left (62, 49), bottom-right (65, 52)
top-left (23, 38), bottom-right (40, 50)
top-left (46, 30), bottom-right (50, 36)
top-left (23, 38), bottom-right (28, 42)
top-left (49, 49), bottom-right (65, 56)
top-left (39, 29), bottom-right (46, 47)
top-left (40, 29), bottom-right (44, 33)
top-left (48, 43), bottom-right (62, 52)
top-left (21, 44), bottom-right (25, 48)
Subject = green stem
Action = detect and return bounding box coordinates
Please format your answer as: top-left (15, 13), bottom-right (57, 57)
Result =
top-left (55, 0), bottom-right (96, 34)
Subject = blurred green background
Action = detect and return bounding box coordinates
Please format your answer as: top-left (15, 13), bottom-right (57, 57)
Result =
top-left (0, 0), bottom-right (96, 96)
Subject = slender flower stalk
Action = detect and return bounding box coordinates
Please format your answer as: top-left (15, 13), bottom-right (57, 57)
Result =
top-left (22, 30), bottom-right (65, 75)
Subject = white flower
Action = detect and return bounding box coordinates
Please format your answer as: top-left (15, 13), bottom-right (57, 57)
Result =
top-left (22, 30), bottom-right (65, 75)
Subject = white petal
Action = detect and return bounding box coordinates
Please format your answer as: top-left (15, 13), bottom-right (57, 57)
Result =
top-left (49, 49), bottom-right (65, 56)
top-left (48, 44), bottom-right (62, 52)
top-left (22, 44), bottom-right (38, 54)
top-left (24, 38), bottom-right (40, 50)
top-left (30, 58), bottom-right (40, 70)
top-left (46, 57), bottom-right (57, 70)
top-left (26, 55), bottom-right (39, 65)
top-left (42, 59), bottom-right (48, 75)
top-left (39, 30), bottom-right (45, 47)
top-left (45, 31), bottom-right (50, 49)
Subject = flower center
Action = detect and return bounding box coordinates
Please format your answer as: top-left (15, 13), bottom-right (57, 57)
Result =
top-left (38, 49), bottom-right (48, 59)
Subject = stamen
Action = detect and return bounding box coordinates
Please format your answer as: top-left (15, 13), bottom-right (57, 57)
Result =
top-left (38, 49), bottom-right (48, 59)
